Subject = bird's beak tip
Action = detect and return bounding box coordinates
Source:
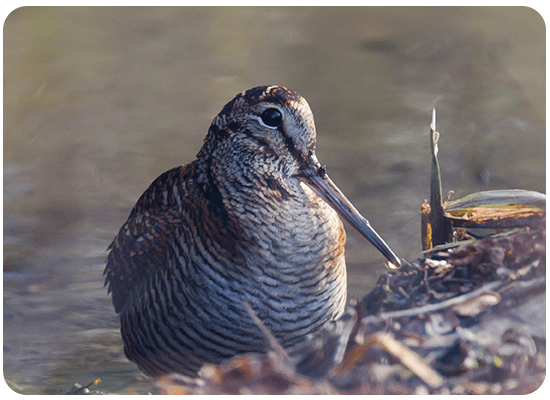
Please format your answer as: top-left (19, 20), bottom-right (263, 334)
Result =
top-left (387, 258), bottom-right (401, 269)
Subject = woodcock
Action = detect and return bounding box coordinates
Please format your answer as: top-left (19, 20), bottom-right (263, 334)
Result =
top-left (104, 85), bottom-right (401, 377)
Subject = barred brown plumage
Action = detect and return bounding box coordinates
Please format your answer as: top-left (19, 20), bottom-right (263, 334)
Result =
top-left (104, 86), bottom-right (400, 377)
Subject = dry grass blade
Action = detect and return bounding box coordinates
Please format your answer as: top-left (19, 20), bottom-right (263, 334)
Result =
top-left (242, 301), bottom-right (294, 374)
top-left (332, 332), bottom-right (444, 388)
top-left (428, 108), bottom-right (453, 247)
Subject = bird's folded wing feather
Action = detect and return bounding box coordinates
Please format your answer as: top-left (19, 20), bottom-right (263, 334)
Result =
top-left (104, 165), bottom-right (194, 313)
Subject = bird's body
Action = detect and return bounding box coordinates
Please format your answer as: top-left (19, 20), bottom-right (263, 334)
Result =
top-left (105, 86), bottom-right (400, 377)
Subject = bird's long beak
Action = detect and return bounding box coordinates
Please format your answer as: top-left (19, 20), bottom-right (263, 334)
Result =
top-left (300, 159), bottom-right (401, 268)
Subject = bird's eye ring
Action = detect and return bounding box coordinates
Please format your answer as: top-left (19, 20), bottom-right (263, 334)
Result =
top-left (260, 108), bottom-right (283, 128)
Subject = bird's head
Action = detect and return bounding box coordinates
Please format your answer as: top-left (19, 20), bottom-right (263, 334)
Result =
top-left (198, 85), bottom-right (401, 267)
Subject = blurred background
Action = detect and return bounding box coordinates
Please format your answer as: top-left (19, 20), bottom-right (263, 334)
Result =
top-left (3, 7), bottom-right (545, 394)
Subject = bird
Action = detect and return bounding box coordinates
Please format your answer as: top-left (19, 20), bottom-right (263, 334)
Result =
top-left (104, 85), bottom-right (401, 377)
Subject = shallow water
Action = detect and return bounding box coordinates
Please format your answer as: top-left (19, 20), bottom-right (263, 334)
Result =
top-left (3, 7), bottom-right (545, 394)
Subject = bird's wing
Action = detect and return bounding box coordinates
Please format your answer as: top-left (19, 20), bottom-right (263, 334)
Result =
top-left (104, 164), bottom-right (194, 313)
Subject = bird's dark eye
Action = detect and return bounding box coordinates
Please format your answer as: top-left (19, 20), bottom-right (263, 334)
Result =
top-left (261, 108), bottom-right (283, 127)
